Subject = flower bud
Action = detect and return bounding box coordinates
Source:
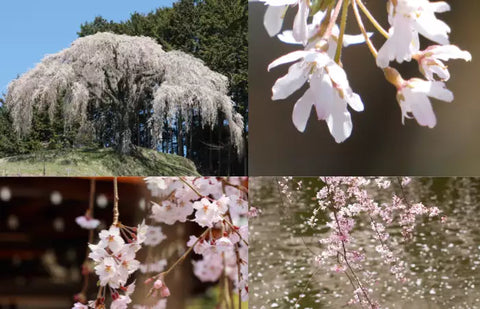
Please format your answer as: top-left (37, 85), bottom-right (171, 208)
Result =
top-left (144, 278), bottom-right (154, 285)
top-left (383, 67), bottom-right (405, 89)
top-left (160, 286), bottom-right (171, 298)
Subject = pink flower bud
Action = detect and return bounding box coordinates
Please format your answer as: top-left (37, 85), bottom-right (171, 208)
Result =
top-left (160, 286), bottom-right (170, 298)
top-left (153, 279), bottom-right (163, 289)
top-left (144, 278), bottom-right (154, 285)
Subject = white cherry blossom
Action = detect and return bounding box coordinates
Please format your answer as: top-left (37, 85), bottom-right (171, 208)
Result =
top-left (377, 0), bottom-right (451, 68)
top-left (144, 225), bottom-right (167, 246)
top-left (397, 78), bottom-right (453, 128)
top-left (88, 243), bottom-right (108, 263)
top-left (150, 200), bottom-right (193, 225)
top-left (277, 10), bottom-right (372, 53)
top-left (415, 45), bottom-right (472, 81)
top-left (139, 259), bottom-right (167, 274)
top-left (75, 216), bottom-right (100, 230)
top-left (269, 49), bottom-right (364, 142)
top-left (111, 295), bottom-right (132, 309)
top-left (135, 220), bottom-right (148, 245)
top-left (216, 237), bottom-right (234, 253)
top-left (95, 256), bottom-right (119, 287)
top-left (251, 0), bottom-right (308, 41)
top-left (72, 303), bottom-right (88, 309)
top-left (192, 198), bottom-right (223, 227)
top-left (98, 226), bottom-right (125, 254)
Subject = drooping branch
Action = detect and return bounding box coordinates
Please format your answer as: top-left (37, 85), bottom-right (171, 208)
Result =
top-left (5, 32), bottom-right (244, 154)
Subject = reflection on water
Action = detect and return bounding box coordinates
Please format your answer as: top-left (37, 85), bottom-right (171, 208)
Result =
top-left (249, 178), bottom-right (480, 309)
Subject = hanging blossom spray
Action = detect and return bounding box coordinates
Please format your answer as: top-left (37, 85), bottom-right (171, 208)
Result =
top-left (72, 177), bottom-right (248, 309)
top-left (278, 177), bottom-right (443, 308)
top-left (252, 0), bottom-right (471, 142)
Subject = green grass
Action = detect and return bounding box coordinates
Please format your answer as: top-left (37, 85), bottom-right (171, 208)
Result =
top-left (0, 147), bottom-right (199, 176)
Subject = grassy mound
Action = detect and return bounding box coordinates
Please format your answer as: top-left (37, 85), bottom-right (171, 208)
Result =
top-left (0, 147), bottom-right (199, 176)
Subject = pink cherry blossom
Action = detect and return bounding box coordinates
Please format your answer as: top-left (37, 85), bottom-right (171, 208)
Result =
top-left (75, 215), bottom-right (100, 230)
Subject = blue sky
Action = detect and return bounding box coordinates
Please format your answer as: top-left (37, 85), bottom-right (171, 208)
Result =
top-left (0, 0), bottom-right (175, 94)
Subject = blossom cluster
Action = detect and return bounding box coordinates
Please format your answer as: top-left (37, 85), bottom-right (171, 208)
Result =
top-left (73, 177), bottom-right (248, 309)
top-left (145, 177), bottom-right (249, 301)
top-left (73, 222), bottom-right (147, 309)
top-left (253, 0), bottom-right (471, 142)
top-left (285, 177), bottom-right (441, 307)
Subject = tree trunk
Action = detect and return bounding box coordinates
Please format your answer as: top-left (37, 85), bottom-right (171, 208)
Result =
top-left (209, 129), bottom-right (213, 172)
top-left (217, 118), bottom-right (222, 176)
top-left (177, 115), bottom-right (184, 157)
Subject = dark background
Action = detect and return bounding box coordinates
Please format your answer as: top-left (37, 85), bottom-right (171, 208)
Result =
top-left (249, 1), bottom-right (480, 176)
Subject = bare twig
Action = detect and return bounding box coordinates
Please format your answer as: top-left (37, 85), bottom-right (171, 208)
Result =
top-left (113, 177), bottom-right (119, 226)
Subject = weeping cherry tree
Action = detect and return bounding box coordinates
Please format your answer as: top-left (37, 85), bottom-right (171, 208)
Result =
top-left (5, 32), bottom-right (244, 156)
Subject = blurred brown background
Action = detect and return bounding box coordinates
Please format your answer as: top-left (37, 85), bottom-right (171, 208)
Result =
top-left (249, 1), bottom-right (480, 176)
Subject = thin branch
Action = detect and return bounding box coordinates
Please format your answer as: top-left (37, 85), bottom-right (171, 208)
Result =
top-left (357, 0), bottom-right (389, 38)
top-left (160, 227), bottom-right (212, 277)
top-left (223, 217), bottom-right (249, 246)
top-left (113, 177), bottom-right (119, 226)
top-left (352, 0), bottom-right (378, 58)
top-left (292, 269), bottom-right (321, 309)
top-left (333, 211), bottom-right (375, 308)
top-left (334, 0), bottom-right (350, 63)
top-left (179, 177), bottom-right (204, 198)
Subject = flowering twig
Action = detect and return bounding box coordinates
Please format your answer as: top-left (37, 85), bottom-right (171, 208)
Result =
top-left (179, 177), bottom-right (204, 198)
top-left (333, 211), bottom-right (374, 308)
top-left (161, 227), bottom-right (211, 278)
top-left (223, 217), bottom-right (249, 246)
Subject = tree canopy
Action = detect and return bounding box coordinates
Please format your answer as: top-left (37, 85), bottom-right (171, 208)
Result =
top-left (5, 33), bottom-right (243, 157)
top-left (78, 0), bottom-right (248, 175)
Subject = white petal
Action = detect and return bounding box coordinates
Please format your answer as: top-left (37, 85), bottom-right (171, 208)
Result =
top-left (271, 62), bottom-right (309, 100)
top-left (377, 38), bottom-right (394, 68)
top-left (293, 0), bottom-right (309, 44)
top-left (415, 14), bottom-right (450, 45)
top-left (268, 50), bottom-right (312, 70)
top-left (343, 33), bottom-right (373, 47)
top-left (311, 10), bottom-right (326, 25)
top-left (292, 88), bottom-right (315, 132)
top-left (263, 0), bottom-right (297, 5)
top-left (310, 72), bottom-right (333, 120)
top-left (326, 63), bottom-right (348, 88)
top-left (326, 96), bottom-right (352, 143)
top-left (277, 30), bottom-right (302, 45)
top-left (429, 1), bottom-right (451, 13)
top-left (430, 45), bottom-right (472, 61)
top-left (345, 91), bottom-right (364, 112)
top-left (404, 91), bottom-right (437, 128)
top-left (427, 81), bottom-right (454, 102)
top-left (264, 5), bottom-right (288, 37)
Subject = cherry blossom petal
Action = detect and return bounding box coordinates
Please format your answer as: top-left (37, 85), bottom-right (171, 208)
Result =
top-left (292, 0), bottom-right (309, 44)
top-left (292, 88), bottom-right (315, 132)
top-left (268, 50), bottom-right (314, 70)
top-left (326, 96), bottom-right (353, 143)
top-left (263, 5), bottom-right (288, 37)
top-left (272, 62), bottom-right (309, 100)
